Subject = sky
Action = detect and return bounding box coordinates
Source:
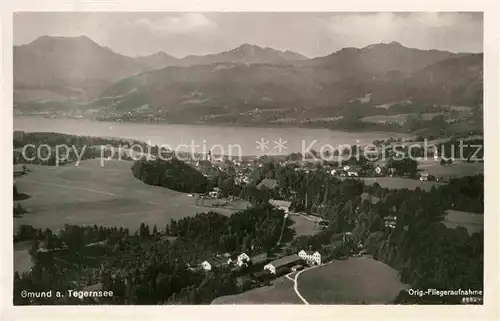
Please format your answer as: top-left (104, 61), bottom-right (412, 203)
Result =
top-left (14, 12), bottom-right (483, 58)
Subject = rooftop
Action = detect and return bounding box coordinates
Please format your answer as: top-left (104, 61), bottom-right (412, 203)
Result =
top-left (268, 254), bottom-right (301, 268)
top-left (269, 199), bottom-right (292, 209)
top-left (257, 178), bottom-right (278, 189)
top-left (203, 256), bottom-right (229, 266)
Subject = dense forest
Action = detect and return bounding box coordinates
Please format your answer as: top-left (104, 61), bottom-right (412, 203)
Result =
top-left (165, 204), bottom-right (287, 254)
top-left (131, 158), bottom-right (209, 193)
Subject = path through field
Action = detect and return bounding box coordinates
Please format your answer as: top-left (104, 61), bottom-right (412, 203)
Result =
top-left (285, 262), bottom-right (331, 304)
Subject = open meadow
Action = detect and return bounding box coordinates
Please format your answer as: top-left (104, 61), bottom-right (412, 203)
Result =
top-left (443, 210), bottom-right (483, 234)
top-left (297, 256), bottom-right (407, 304)
top-left (417, 160), bottom-right (483, 180)
top-left (359, 177), bottom-right (444, 191)
top-left (289, 214), bottom-right (322, 236)
top-left (14, 159), bottom-right (250, 232)
top-left (14, 241), bottom-right (34, 274)
top-left (211, 276), bottom-right (302, 304)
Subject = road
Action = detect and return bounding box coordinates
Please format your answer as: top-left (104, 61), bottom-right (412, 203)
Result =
top-left (284, 261), bottom-right (334, 305)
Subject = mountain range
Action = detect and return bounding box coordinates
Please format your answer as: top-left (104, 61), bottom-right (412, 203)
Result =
top-left (14, 35), bottom-right (483, 112)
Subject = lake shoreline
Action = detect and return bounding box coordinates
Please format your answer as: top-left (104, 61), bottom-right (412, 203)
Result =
top-left (14, 115), bottom-right (409, 137)
top-left (14, 116), bottom-right (413, 156)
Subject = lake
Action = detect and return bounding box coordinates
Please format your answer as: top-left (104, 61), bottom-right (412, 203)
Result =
top-left (14, 116), bottom-right (409, 156)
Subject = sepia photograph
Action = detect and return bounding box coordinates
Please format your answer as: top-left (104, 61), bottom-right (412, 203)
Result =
top-left (6, 9), bottom-right (494, 312)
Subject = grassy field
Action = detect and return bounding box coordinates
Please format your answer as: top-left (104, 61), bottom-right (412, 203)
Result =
top-left (297, 256), bottom-right (407, 304)
top-left (211, 276), bottom-right (302, 304)
top-left (417, 160), bottom-right (483, 179)
top-left (14, 159), bottom-right (250, 232)
top-left (289, 214), bottom-right (321, 236)
top-left (359, 177), bottom-right (444, 191)
top-left (14, 241), bottom-right (34, 274)
top-left (443, 210), bottom-right (483, 234)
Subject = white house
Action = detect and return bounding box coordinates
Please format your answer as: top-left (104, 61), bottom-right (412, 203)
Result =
top-left (298, 250), bottom-right (322, 265)
top-left (200, 260), bottom-right (212, 271)
top-left (236, 253), bottom-right (250, 267)
top-left (347, 170), bottom-right (359, 177)
top-left (419, 172), bottom-right (429, 181)
top-left (374, 166), bottom-right (383, 175)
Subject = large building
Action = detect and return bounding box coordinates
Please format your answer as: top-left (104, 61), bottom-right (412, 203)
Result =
top-left (263, 254), bottom-right (301, 274)
top-left (298, 250), bottom-right (322, 265)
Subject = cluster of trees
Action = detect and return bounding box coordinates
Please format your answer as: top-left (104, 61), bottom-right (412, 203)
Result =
top-left (386, 158), bottom-right (418, 176)
top-left (15, 224), bottom-right (132, 252)
top-left (435, 175), bottom-right (484, 213)
top-left (237, 160), bottom-right (483, 304)
top-left (14, 204), bottom-right (289, 305)
top-left (14, 223), bottom-right (240, 305)
top-left (131, 158), bottom-right (209, 193)
top-left (282, 177), bottom-right (482, 304)
top-left (165, 204), bottom-right (288, 254)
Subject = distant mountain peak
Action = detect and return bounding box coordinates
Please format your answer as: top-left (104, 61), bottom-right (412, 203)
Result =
top-left (238, 43), bottom-right (258, 49)
top-left (232, 43), bottom-right (262, 55)
top-left (142, 51), bottom-right (171, 58)
top-left (27, 34), bottom-right (101, 49)
top-left (362, 41), bottom-right (406, 51)
top-left (135, 50), bottom-right (179, 69)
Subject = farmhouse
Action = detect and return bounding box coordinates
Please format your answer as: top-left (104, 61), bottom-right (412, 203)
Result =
top-left (419, 172), bottom-right (429, 181)
top-left (200, 256), bottom-right (229, 271)
top-left (384, 216), bottom-right (397, 228)
top-left (236, 252), bottom-right (250, 267)
top-left (330, 167), bottom-right (345, 176)
top-left (298, 250), bottom-right (322, 265)
top-left (347, 166), bottom-right (362, 177)
top-left (269, 199), bottom-right (292, 214)
top-left (264, 254), bottom-right (302, 274)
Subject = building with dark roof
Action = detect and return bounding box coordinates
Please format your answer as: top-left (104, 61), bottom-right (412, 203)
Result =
top-left (200, 256), bottom-right (229, 271)
top-left (263, 254), bottom-right (302, 274)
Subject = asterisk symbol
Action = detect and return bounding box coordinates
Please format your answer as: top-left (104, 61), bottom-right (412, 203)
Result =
top-left (273, 138), bottom-right (288, 152)
top-left (256, 138), bottom-right (269, 152)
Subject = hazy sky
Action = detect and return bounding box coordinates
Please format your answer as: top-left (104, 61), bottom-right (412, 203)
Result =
top-left (14, 12), bottom-right (483, 58)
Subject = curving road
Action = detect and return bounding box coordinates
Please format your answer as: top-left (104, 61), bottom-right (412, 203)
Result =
top-left (285, 261), bottom-right (334, 304)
